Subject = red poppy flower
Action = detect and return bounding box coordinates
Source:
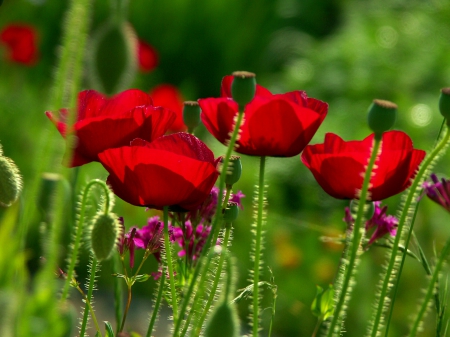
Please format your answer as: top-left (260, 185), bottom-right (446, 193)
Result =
top-left (137, 39), bottom-right (158, 73)
top-left (46, 89), bottom-right (176, 167)
top-left (0, 23), bottom-right (38, 65)
top-left (98, 133), bottom-right (219, 211)
top-left (150, 84), bottom-right (187, 132)
top-left (198, 75), bottom-right (328, 157)
top-left (301, 131), bottom-right (426, 201)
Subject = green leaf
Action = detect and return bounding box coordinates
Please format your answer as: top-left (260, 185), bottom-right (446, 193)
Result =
top-left (104, 321), bottom-right (115, 337)
top-left (311, 284), bottom-right (335, 320)
top-left (134, 274), bottom-right (150, 283)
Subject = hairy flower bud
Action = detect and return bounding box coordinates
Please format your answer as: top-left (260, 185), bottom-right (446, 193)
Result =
top-left (204, 301), bottom-right (239, 337)
top-left (439, 88), bottom-right (450, 122)
top-left (88, 22), bottom-right (137, 95)
top-left (0, 149), bottom-right (23, 207)
top-left (231, 71), bottom-right (256, 110)
top-left (367, 99), bottom-right (397, 139)
top-left (183, 101), bottom-right (201, 133)
top-left (90, 213), bottom-right (121, 261)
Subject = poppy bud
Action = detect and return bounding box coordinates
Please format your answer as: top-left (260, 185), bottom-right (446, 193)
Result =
top-left (220, 155), bottom-right (242, 187)
top-left (88, 21), bottom-right (137, 95)
top-left (223, 201), bottom-right (239, 224)
top-left (367, 99), bottom-right (397, 139)
top-left (439, 88), bottom-right (450, 123)
top-left (0, 149), bottom-right (23, 207)
top-left (90, 212), bottom-right (121, 261)
top-left (204, 301), bottom-right (239, 337)
top-left (231, 71), bottom-right (256, 110)
top-left (183, 101), bottom-right (201, 133)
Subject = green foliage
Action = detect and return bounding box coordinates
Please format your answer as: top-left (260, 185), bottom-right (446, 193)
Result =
top-left (311, 284), bottom-right (335, 321)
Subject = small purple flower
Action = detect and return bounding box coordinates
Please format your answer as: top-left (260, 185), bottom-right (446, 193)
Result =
top-left (117, 217), bottom-right (137, 268)
top-left (133, 216), bottom-right (164, 262)
top-left (343, 202), bottom-right (398, 245)
top-left (423, 173), bottom-right (450, 212)
top-left (171, 221), bottom-right (211, 261)
top-left (230, 190), bottom-right (245, 209)
top-left (365, 201), bottom-right (398, 245)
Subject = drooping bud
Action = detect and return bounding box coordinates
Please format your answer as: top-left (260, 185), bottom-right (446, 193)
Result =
top-left (220, 155), bottom-right (242, 187)
top-left (183, 101), bottom-right (201, 133)
top-left (439, 88), bottom-right (450, 123)
top-left (0, 150), bottom-right (23, 207)
top-left (87, 21), bottom-right (137, 95)
top-left (90, 212), bottom-right (121, 261)
top-left (367, 99), bottom-right (397, 139)
top-left (231, 71), bottom-right (256, 110)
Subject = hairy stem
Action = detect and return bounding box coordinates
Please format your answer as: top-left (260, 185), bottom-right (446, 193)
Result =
top-left (164, 205), bottom-right (178, 322)
top-left (327, 137), bottom-right (381, 337)
top-left (368, 128), bottom-right (450, 337)
top-left (252, 155), bottom-right (267, 337)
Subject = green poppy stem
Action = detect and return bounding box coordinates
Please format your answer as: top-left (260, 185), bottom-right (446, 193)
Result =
top-left (252, 155), bottom-right (267, 337)
top-left (163, 205), bottom-right (178, 322)
top-left (326, 136), bottom-right (382, 337)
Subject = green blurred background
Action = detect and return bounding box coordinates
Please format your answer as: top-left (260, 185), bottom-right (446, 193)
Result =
top-left (1, 0), bottom-right (450, 336)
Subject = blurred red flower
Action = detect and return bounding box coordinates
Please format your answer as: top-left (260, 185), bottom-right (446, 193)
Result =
top-left (301, 131), bottom-right (426, 201)
top-left (198, 75), bottom-right (328, 157)
top-left (137, 39), bottom-right (158, 73)
top-left (0, 23), bottom-right (38, 65)
top-left (98, 133), bottom-right (219, 211)
top-left (150, 84), bottom-right (187, 132)
top-left (46, 89), bottom-right (176, 167)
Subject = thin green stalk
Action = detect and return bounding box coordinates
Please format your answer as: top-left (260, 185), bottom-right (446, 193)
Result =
top-left (164, 205), bottom-right (179, 322)
top-left (173, 108), bottom-right (245, 336)
top-left (119, 284), bottom-right (132, 332)
top-left (327, 137), bottom-right (382, 337)
top-left (384, 120), bottom-right (447, 336)
top-left (61, 179), bottom-right (111, 302)
top-left (177, 252), bottom-right (214, 337)
top-left (79, 256), bottom-right (102, 337)
top-left (146, 276), bottom-right (166, 337)
top-left (368, 128), bottom-right (450, 337)
top-left (194, 224), bottom-right (232, 335)
top-left (252, 155), bottom-right (267, 337)
top-left (409, 238), bottom-right (450, 336)
top-left (112, 253), bottom-right (123, 336)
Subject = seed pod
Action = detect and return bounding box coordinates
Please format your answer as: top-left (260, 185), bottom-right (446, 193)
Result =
top-left (367, 99), bottom-right (397, 139)
top-left (0, 153), bottom-right (23, 207)
top-left (90, 212), bottom-right (121, 261)
top-left (231, 71), bottom-right (256, 110)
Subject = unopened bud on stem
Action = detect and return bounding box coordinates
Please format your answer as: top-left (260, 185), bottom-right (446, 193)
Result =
top-left (231, 71), bottom-right (256, 110)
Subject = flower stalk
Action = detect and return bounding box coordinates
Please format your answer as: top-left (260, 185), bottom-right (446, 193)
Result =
top-left (327, 136), bottom-right (382, 337)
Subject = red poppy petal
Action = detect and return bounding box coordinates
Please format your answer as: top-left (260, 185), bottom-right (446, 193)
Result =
top-left (138, 39), bottom-right (158, 73)
top-left (199, 97), bottom-right (237, 144)
top-left (77, 90), bottom-right (106, 120)
top-left (101, 89), bottom-right (153, 116)
top-left (146, 133), bottom-right (216, 163)
top-left (149, 84), bottom-right (186, 132)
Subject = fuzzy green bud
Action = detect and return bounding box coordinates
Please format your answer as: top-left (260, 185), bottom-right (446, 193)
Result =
top-left (223, 201), bottom-right (239, 224)
top-left (367, 99), bottom-right (397, 139)
top-left (183, 101), bottom-right (201, 133)
top-left (311, 284), bottom-right (335, 321)
top-left (204, 301), bottom-right (239, 337)
top-left (0, 152), bottom-right (23, 207)
top-left (88, 21), bottom-right (137, 95)
top-left (220, 155), bottom-right (242, 187)
top-left (90, 213), bottom-right (121, 261)
top-left (439, 88), bottom-right (450, 123)
top-left (231, 71), bottom-right (256, 110)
